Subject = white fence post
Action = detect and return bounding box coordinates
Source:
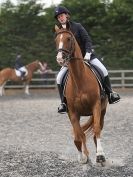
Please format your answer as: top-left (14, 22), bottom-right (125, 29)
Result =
top-left (121, 71), bottom-right (125, 89)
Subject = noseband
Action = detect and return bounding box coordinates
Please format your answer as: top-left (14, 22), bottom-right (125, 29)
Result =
top-left (56, 30), bottom-right (75, 61)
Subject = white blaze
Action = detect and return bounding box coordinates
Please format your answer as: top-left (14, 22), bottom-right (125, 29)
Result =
top-left (56, 34), bottom-right (63, 59)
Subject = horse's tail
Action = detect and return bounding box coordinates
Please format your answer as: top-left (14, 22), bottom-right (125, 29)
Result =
top-left (81, 116), bottom-right (93, 137)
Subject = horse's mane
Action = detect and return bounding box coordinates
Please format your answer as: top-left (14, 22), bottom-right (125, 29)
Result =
top-left (26, 60), bottom-right (38, 67)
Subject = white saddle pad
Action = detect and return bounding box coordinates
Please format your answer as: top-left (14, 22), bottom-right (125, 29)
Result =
top-left (15, 69), bottom-right (28, 77)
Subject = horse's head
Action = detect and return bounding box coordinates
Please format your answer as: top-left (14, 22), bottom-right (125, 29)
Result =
top-left (55, 25), bottom-right (75, 66)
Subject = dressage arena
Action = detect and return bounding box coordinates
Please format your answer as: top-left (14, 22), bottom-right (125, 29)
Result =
top-left (0, 89), bottom-right (133, 177)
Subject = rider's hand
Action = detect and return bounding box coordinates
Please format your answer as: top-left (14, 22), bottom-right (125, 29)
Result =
top-left (84, 52), bottom-right (91, 61)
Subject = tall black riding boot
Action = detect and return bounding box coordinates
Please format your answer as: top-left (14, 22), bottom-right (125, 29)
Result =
top-left (104, 76), bottom-right (120, 104)
top-left (57, 84), bottom-right (67, 113)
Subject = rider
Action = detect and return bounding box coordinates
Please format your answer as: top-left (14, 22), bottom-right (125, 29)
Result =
top-left (15, 54), bottom-right (27, 80)
top-left (54, 6), bottom-right (120, 113)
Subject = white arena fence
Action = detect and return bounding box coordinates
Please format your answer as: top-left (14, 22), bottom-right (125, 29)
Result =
top-left (5, 70), bottom-right (133, 89)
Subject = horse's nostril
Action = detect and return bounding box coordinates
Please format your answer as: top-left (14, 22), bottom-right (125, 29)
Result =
top-left (56, 58), bottom-right (64, 66)
top-left (57, 58), bottom-right (63, 62)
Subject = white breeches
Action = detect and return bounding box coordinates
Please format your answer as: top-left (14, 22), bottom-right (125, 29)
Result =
top-left (90, 58), bottom-right (108, 77)
top-left (19, 66), bottom-right (27, 73)
top-left (56, 58), bottom-right (108, 84)
top-left (56, 66), bottom-right (68, 84)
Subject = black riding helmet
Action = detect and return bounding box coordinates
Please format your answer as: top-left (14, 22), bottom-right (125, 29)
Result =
top-left (54, 6), bottom-right (70, 19)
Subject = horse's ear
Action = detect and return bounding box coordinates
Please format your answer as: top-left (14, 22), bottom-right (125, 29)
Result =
top-left (54, 25), bottom-right (60, 33)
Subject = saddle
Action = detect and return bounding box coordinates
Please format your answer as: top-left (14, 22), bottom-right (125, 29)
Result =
top-left (84, 61), bottom-right (104, 90)
top-left (62, 61), bottom-right (105, 97)
top-left (15, 69), bottom-right (28, 78)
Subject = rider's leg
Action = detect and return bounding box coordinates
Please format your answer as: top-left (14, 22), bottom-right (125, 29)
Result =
top-left (21, 71), bottom-right (26, 79)
top-left (57, 84), bottom-right (67, 112)
top-left (19, 67), bottom-right (27, 80)
top-left (104, 75), bottom-right (120, 103)
top-left (90, 58), bottom-right (120, 104)
top-left (56, 67), bottom-right (68, 113)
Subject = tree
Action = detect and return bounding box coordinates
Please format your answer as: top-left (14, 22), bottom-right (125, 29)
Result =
top-left (0, 0), bottom-right (132, 70)
top-left (103, 0), bottom-right (133, 69)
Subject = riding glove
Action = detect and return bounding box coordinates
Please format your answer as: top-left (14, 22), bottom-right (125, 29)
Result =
top-left (84, 52), bottom-right (91, 61)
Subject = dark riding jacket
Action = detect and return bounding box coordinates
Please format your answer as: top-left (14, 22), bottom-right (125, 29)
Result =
top-left (15, 56), bottom-right (24, 70)
top-left (57, 21), bottom-right (96, 59)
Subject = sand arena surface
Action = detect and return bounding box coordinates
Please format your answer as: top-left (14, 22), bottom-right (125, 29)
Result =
top-left (0, 89), bottom-right (132, 176)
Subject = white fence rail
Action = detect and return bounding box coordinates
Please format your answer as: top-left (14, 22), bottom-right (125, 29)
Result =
top-left (5, 70), bottom-right (133, 89)
top-left (109, 70), bottom-right (133, 88)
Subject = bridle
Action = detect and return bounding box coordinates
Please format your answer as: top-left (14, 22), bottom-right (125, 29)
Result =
top-left (55, 30), bottom-right (75, 62)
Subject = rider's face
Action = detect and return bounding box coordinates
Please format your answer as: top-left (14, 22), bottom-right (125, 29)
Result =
top-left (57, 13), bottom-right (68, 24)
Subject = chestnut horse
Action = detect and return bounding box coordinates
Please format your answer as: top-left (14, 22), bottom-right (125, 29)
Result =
top-left (0, 60), bottom-right (44, 96)
top-left (55, 26), bottom-right (108, 165)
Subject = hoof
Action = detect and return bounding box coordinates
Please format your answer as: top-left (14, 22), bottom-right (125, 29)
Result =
top-left (96, 155), bottom-right (106, 167)
top-left (25, 92), bottom-right (30, 95)
top-left (78, 154), bottom-right (88, 164)
top-left (87, 157), bottom-right (93, 166)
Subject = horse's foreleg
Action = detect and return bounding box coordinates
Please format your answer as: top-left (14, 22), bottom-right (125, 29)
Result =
top-left (96, 108), bottom-right (107, 165)
top-left (74, 131), bottom-right (89, 164)
top-left (0, 82), bottom-right (6, 96)
top-left (74, 139), bottom-right (82, 161)
top-left (69, 113), bottom-right (89, 164)
top-left (93, 102), bottom-right (106, 164)
top-left (24, 84), bottom-right (30, 95)
top-left (0, 86), bottom-right (3, 96)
